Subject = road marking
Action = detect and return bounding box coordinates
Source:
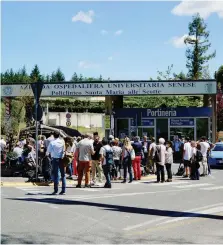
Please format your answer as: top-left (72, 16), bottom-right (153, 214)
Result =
top-left (123, 203), bottom-right (223, 231)
top-left (123, 217), bottom-right (167, 231)
top-left (50, 205), bottom-right (59, 209)
top-left (15, 189), bottom-right (190, 200)
top-left (79, 189), bottom-right (100, 192)
top-left (200, 186), bottom-right (223, 190)
top-left (16, 187), bottom-right (42, 190)
top-left (25, 190), bottom-right (49, 193)
top-left (157, 205), bottom-right (223, 226)
top-left (132, 180), bottom-right (189, 185)
top-left (125, 202), bottom-right (223, 232)
top-left (68, 189), bottom-right (190, 200)
top-left (175, 183), bottom-right (213, 188)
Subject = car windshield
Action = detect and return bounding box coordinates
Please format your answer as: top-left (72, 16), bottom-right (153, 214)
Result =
top-left (212, 145), bottom-right (223, 151)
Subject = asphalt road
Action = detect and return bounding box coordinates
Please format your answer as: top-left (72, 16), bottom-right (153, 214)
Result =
top-left (1, 168), bottom-right (223, 244)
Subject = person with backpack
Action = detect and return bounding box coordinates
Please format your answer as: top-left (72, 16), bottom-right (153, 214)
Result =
top-left (121, 137), bottom-right (135, 183)
top-left (111, 138), bottom-right (122, 180)
top-left (99, 138), bottom-right (114, 188)
top-left (155, 138), bottom-right (166, 183)
top-left (190, 141), bottom-right (202, 180)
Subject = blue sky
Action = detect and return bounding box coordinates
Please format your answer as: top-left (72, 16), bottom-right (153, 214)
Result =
top-left (2, 1), bottom-right (223, 80)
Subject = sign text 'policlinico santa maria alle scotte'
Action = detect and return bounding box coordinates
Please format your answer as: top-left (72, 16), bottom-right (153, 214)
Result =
top-left (1, 80), bottom-right (217, 97)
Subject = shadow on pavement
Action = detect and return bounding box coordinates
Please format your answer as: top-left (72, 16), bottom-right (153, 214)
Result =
top-left (7, 197), bottom-right (223, 221)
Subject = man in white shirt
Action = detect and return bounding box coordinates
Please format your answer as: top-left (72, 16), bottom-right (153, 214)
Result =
top-left (44, 132), bottom-right (55, 149)
top-left (155, 138), bottom-right (166, 183)
top-left (99, 138), bottom-right (113, 188)
top-left (75, 134), bottom-right (95, 188)
top-left (199, 136), bottom-right (210, 176)
top-left (13, 142), bottom-right (23, 158)
top-left (47, 132), bottom-right (65, 195)
top-left (183, 137), bottom-right (192, 178)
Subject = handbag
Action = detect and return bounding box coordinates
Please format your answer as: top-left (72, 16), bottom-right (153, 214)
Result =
top-left (153, 147), bottom-right (161, 162)
top-left (61, 144), bottom-right (73, 167)
top-left (130, 149), bottom-right (135, 161)
top-left (61, 154), bottom-right (71, 167)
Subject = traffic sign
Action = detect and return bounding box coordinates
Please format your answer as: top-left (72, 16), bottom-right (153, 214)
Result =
top-left (32, 104), bottom-right (43, 121)
top-left (66, 121), bottom-right (71, 127)
top-left (66, 113), bottom-right (71, 119)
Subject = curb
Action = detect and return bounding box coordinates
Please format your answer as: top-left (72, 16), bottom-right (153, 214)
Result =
top-left (1, 175), bottom-right (157, 187)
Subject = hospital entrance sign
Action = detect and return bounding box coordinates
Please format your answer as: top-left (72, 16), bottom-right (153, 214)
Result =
top-left (1, 80), bottom-right (217, 97)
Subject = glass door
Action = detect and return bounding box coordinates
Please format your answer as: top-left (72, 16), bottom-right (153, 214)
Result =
top-left (156, 119), bottom-right (168, 142)
top-left (170, 128), bottom-right (194, 141)
top-left (138, 127), bottom-right (154, 139)
top-left (116, 118), bottom-right (129, 139)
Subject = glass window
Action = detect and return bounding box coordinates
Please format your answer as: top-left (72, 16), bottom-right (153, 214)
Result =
top-left (138, 128), bottom-right (154, 140)
top-left (156, 119), bottom-right (168, 142)
top-left (116, 119), bottom-right (129, 139)
top-left (170, 128), bottom-right (194, 141)
top-left (196, 118), bottom-right (209, 140)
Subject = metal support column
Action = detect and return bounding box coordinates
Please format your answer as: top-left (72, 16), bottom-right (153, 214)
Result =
top-left (211, 94), bottom-right (217, 142)
top-left (34, 85), bottom-right (39, 181)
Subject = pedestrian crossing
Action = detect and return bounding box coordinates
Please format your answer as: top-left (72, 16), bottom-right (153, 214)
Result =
top-left (14, 180), bottom-right (223, 195)
top-left (15, 187), bottom-right (49, 195)
top-left (132, 180), bottom-right (223, 191)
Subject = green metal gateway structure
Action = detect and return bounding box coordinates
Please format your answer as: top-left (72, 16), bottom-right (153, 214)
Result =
top-left (1, 79), bottom-right (217, 141)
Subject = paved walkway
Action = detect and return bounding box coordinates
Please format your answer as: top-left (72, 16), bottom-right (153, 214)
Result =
top-left (1, 175), bottom-right (157, 187)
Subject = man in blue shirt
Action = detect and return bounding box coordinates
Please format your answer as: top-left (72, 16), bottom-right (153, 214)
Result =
top-left (173, 136), bottom-right (183, 163)
top-left (47, 132), bottom-right (65, 195)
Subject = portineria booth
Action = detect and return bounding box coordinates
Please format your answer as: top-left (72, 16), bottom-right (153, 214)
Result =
top-left (114, 107), bottom-right (212, 141)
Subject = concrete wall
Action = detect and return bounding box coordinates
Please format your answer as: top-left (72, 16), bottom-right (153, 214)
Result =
top-left (42, 112), bottom-right (104, 128)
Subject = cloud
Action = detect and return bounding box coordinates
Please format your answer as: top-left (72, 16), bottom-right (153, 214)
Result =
top-left (101, 29), bottom-right (108, 35)
top-left (114, 30), bottom-right (123, 36)
top-left (171, 1), bottom-right (223, 19)
top-left (78, 61), bottom-right (99, 69)
top-left (108, 56), bottom-right (113, 61)
top-left (169, 34), bottom-right (188, 48)
top-left (72, 10), bottom-right (95, 24)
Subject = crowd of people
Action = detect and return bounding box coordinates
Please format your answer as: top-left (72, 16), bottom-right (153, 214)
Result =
top-left (0, 132), bottom-right (213, 195)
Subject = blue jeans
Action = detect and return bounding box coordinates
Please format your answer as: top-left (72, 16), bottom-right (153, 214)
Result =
top-left (103, 165), bottom-right (112, 185)
top-left (51, 166), bottom-right (61, 182)
top-left (52, 158), bottom-right (66, 193)
top-left (67, 162), bottom-right (73, 177)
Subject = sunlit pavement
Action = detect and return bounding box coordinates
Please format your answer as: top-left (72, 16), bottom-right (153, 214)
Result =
top-left (1, 168), bottom-right (223, 244)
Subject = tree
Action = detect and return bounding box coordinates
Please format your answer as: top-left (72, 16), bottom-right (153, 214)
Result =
top-left (71, 72), bottom-right (79, 82)
top-left (1, 99), bottom-right (25, 137)
top-left (79, 74), bottom-right (83, 81)
top-left (173, 71), bottom-right (187, 80)
top-left (157, 64), bottom-right (174, 80)
top-left (184, 14), bottom-right (216, 106)
top-left (184, 13), bottom-right (216, 80)
top-left (51, 68), bottom-right (65, 82)
top-left (30, 64), bottom-right (43, 82)
top-left (99, 75), bottom-right (103, 81)
top-left (215, 65), bottom-right (223, 89)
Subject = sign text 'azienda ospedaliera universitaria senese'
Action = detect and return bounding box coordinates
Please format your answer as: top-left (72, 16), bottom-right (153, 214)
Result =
top-left (1, 80), bottom-right (217, 97)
